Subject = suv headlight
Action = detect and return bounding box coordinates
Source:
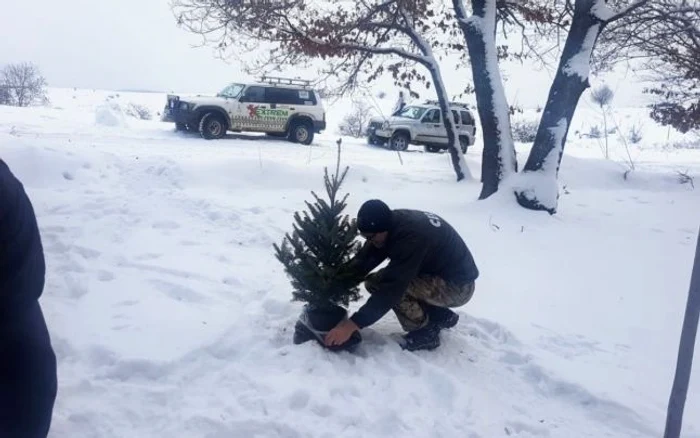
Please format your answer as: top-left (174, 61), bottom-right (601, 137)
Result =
top-left (179, 102), bottom-right (192, 111)
top-left (382, 121), bottom-right (390, 129)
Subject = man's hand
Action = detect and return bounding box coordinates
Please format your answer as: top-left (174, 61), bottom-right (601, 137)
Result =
top-left (324, 319), bottom-right (359, 346)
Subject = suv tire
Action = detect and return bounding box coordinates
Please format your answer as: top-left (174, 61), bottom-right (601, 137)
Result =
top-left (289, 120), bottom-right (314, 145)
top-left (199, 112), bottom-right (227, 140)
top-left (390, 132), bottom-right (410, 151)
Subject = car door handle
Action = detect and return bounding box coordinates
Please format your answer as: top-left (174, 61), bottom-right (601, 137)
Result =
top-left (289, 107), bottom-right (295, 110)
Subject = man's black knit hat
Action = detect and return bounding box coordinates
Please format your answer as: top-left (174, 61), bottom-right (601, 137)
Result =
top-left (357, 199), bottom-right (392, 233)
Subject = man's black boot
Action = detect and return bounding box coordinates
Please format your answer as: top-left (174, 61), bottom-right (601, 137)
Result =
top-left (424, 304), bottom-right (459, 329)
top-left (401, 322), bottom-right (441, 351)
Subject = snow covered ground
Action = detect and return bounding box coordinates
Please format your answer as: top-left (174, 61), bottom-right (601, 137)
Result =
top-left (1, 88), bottom-right (700, 437)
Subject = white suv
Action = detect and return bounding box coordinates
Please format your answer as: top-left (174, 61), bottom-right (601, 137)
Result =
top-left (367, 101), bottom-right (477, 153)
top-left (161, 77), bottom-right (326, 144)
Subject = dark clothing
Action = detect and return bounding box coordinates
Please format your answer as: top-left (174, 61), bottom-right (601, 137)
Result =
top-left (0, 159), bottom-right (57, 437)
top-left (1, 160), bottom-right (47, 313)
top-left (348, 209), bottom-right (478, 328)
top-left (0, 302), bottom-right (57, 437)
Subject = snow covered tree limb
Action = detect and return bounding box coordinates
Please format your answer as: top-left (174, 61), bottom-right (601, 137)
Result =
top-left (602, 0), bottom-right (650, 23)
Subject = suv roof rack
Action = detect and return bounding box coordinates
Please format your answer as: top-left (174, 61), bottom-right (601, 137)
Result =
top-left (260, 75), bottom-right (312, 89)
top-left (424, 99), bottom-right (470, 109)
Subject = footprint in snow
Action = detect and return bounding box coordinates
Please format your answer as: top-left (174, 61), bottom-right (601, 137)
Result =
top-left (134, 253), bottom-right (162, 261)
top-left (499, 350), bottom-right (532, 367)
top-left (149, 279), bottom-right (206, 303)
top-left (97, 270), bottom-right (115, 282)
top-left (152, 220), bottom-right (180, 230)
top-left (72, 245), bottom-right (101, 259)
top-left (222, 276), bottom-right (241, 286)
top-left (288, 389), bottom-right (311, 410)
top-left (504, 420), bottom-right (550, 436)
top-left (62, 171), bottom-right (74, 181)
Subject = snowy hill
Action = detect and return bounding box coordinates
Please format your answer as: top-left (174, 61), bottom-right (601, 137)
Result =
top-left (1, 87), bottom-right (699, 437)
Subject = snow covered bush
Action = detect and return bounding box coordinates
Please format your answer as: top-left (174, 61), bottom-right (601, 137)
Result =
top-left (338, 99), bottom-right (373, 138)
top-left (511, 120), bottom-right (538, 143)
top-left (0, 62), bottom-right (49, 107)
top-left (628, 123), bottom-right (643, 144)
top-left (125, 103), bottom-right (153, 120)
top-left (95, 101), bottom-right (128, 127)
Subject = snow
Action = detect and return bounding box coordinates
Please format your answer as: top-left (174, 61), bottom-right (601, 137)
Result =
top-left (2, 87), bottom-right (700, 437)
top-left (563, 23), bottom-right (602, 81)
top-left (95, 101), bottom-right (128, 127)
top-left (592, 0), bottom-right (617, 22)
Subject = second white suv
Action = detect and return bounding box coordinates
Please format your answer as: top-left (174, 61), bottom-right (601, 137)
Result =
top-left (161, 76), bottom-right (326, 144)
top-left (367, 101), bottom-right (477, 153)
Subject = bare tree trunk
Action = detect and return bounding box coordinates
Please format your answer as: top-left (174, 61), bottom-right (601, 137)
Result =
top-left (603, 109), bottom-right (609, 159)
top-left (453, 0), bottom-right (516, 198)
top-left (426, 61), bottom-right (471, 181)
top-left (516, 0), bottom-right (605, 213)
top-left (664, 227), bottom-right (700, 438)
top-left (405, 18), bottom-right (472, 182)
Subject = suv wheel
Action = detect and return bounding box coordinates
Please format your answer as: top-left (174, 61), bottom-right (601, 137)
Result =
top-left (199, 112), bottom-right (227, 140)
top-left (289, 121), bottom-right (314, 145)
top-left (390, 132), bottom-right (409, 151)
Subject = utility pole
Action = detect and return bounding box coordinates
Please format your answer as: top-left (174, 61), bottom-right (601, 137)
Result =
top-left (664, 227), bottom-right (700, 438)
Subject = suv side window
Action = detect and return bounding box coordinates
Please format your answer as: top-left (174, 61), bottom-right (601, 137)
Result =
top-left (241, 86), bottom-right (266, 103)
top-left (422, 109), bottom-right (441, 123)
top-left (264, 87), bottom-right (318, 106)
top-left (460, 110), bottom-right (474, 125)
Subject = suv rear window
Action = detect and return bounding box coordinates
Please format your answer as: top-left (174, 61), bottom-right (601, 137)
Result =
top-left (460, 110), bottom-right (474, 125)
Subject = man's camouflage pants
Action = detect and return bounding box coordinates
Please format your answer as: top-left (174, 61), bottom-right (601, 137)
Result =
top-left (365, 269), bottom-right (476, 331)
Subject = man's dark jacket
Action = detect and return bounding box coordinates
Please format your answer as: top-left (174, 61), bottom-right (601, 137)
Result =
top-left (348, 209), bottom-right (479, 328)
top-left (0, 159), bottom-right (56, 437)
top-left (0, 159), bottom-right (46, 313)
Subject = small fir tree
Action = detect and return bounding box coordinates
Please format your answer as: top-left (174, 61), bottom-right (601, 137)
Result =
top-left (273, 142), bottom-right (362, 309)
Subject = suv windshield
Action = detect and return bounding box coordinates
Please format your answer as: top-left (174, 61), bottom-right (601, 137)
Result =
top-left (396, 106), bottom-right (428, 119)
top-left (218, 83), bottom-right (244, 98)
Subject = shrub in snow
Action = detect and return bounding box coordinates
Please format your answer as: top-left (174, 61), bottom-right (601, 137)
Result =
top-left (511, 120), bottom-right (538, 143)
top-left (590, 85), bottom-right (614, 107)
top-left (0, 62), bottom-right (49, 107)
top-left (628, 123), bottom-right (643, 144)
top-left (125, 103), bottom-right (153, 120)
top-left (273, 142), bottom-right (362, 351)
top-left (338, 99), bottom-right (373, 138)
top-left (95, 101), bottom-right (128, 127)
top-left (666, 139), bottom-right (700, 150)
top-left (588, 125), bottom-right (602, 139)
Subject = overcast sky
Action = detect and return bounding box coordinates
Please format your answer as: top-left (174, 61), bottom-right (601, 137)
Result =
top-left (0, 0), bottom-right (249, 93)
top-left (1, 0), bottom-right (649, 108)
